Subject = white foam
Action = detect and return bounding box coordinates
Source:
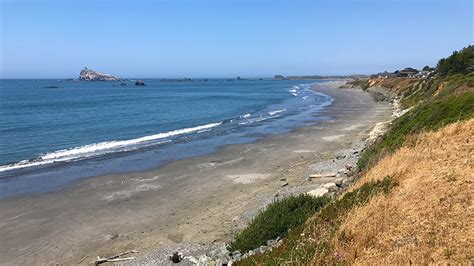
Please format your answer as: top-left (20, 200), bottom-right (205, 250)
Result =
top-left (0, 160), bottom-right (55, 173)
top-left (241, 113), bottom-right (251, 118)
top-left (0, 122), bottom-right (222, 173)
top-left (268, 109), bottom-right (287, 116)
top-left (238, 114), bottom-right (282, 125)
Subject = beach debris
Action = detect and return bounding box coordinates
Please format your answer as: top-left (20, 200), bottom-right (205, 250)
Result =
top-left (169, 252), bottom-right (183, 263)
top-left (345, 164), bottom-right (354, 173)
top-left (337, 168), bottom-right (347, 174)
top-left (280, 182), bottom-right (289, 187)
top-left (78, 255), bottom-right (89, 264)
top-left (322, 182), bottom-right (337, 189)
top-left (322, 182), bottom-right (339, 192)
top-left (95, 250), bottom-right (138, 265)
top-left (307, 187), bottom-right (329, 198)
top-left (309, 173), bottom-right (336, 178)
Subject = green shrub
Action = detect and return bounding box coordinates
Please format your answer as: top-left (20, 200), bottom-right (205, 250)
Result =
top-left (237, 176), bottom-right (397, 265)
top-left (230, 194), bottom-right (330, 253)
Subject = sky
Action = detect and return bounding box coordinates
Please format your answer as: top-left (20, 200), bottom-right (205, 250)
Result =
top-left (0, 0), bottom-right (473, 78)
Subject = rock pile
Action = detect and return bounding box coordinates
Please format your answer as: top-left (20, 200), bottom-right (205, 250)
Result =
top-left (79, 67), bottom-right (122, 81)
top-left (182, 237), bottom-right (283, 265)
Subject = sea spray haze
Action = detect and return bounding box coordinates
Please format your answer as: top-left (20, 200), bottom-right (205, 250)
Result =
top-left (0, 79), bottom-right (333, 197)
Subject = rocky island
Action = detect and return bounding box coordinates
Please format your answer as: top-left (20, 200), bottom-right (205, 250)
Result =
top-left (135, 80), bottom-right (146, 86)
top-left (79, 67), bottom-right (122, 81)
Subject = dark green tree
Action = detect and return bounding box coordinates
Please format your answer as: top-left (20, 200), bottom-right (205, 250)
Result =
top-left (436, 45), bottom-right (474, 77)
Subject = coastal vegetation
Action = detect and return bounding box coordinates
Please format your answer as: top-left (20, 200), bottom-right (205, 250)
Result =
top-left (356, 46), bottom-right (474, 171)
top-left (357, 90), bottom-right (474, 171)
top-left (437, 45), bottom-right (474, 77)
top-left (235, 45), bottom-right (474, 264)
top-left (230, 194), bottom-right (329, 253)
top-left (236, 176), bottom-right (398, 265)
top-left (237, 117), bottom-right (473, 264)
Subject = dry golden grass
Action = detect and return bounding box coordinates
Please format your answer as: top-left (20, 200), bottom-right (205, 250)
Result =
top-left (327, 118), bottom-right (474, 264)
top-left (362, 77), bottom-right (423, 94)
top-left (372, 77), bottom-right (420, 91)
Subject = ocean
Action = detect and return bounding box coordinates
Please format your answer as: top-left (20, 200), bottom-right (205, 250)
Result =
top-left (0, 78), bottom-right (333, 197)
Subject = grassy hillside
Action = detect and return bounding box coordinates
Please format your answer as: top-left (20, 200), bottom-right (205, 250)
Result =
top-left (234, 46), bottom-right (474, 264)
top-left (239, 119), bottom-right (473, 264)
top-left (353, 46), bottom-right (474, 171)
top-left (358, 90), bottom-right (474, 171)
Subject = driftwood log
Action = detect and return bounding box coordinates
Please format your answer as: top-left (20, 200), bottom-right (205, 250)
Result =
top-left (309, 173), bottom-right (336, 178)
top-left (95, 250), bottom-right (138, 265)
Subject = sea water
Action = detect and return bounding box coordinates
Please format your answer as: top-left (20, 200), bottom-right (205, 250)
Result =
top-left (0, 78), bottom-right (333, 197)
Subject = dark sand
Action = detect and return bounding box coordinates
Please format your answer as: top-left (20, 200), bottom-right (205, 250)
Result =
top-left (0, 84), bottom-right (392, 265)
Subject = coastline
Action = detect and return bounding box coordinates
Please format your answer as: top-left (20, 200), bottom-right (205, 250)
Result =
top-left (0, 80), bottom-right (329, 198)
top-left (0, 82), bottom-right (393, 265)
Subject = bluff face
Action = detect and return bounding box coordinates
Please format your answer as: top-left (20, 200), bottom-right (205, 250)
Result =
top-left (79, 67), bottom-right (121, 81)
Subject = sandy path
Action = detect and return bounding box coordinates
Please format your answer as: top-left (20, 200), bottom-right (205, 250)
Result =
top-left (0, 84), bottom-right (392, 265)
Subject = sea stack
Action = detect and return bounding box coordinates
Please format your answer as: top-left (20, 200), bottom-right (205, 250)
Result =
top-left (79, 67), bottom-right (121, 81)
top-left (135, 80), bottom-right (146, 86)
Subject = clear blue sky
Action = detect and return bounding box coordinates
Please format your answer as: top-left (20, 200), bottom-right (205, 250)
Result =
top-left (1, 0), bottom-right (472, 78)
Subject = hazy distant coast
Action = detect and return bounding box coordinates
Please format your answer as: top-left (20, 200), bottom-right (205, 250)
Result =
top-left (274, 74), bottom-right (369, 81)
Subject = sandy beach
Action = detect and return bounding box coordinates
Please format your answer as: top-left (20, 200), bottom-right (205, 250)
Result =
top-left (0, 83), bottom-right (393, 265)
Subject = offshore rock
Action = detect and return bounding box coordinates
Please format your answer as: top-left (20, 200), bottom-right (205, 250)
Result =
top-left (135, 80), bottom-right (146, 86)
top-left (79, 67), bottom-right (121, 81)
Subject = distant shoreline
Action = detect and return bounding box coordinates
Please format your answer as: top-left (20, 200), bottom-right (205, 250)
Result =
top-left (0, 75), bottom-right (368, 81)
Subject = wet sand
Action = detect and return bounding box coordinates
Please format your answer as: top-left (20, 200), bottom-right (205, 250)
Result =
top-left (0, 84), bottom-right (392, 265)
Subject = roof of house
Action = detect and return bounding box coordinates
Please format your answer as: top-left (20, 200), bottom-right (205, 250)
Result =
top-left (400, 67), bottom-right (419, 74)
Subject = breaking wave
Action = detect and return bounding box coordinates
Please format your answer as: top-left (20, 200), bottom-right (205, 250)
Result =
top-left (0, 122), bottom-right (222, 173)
